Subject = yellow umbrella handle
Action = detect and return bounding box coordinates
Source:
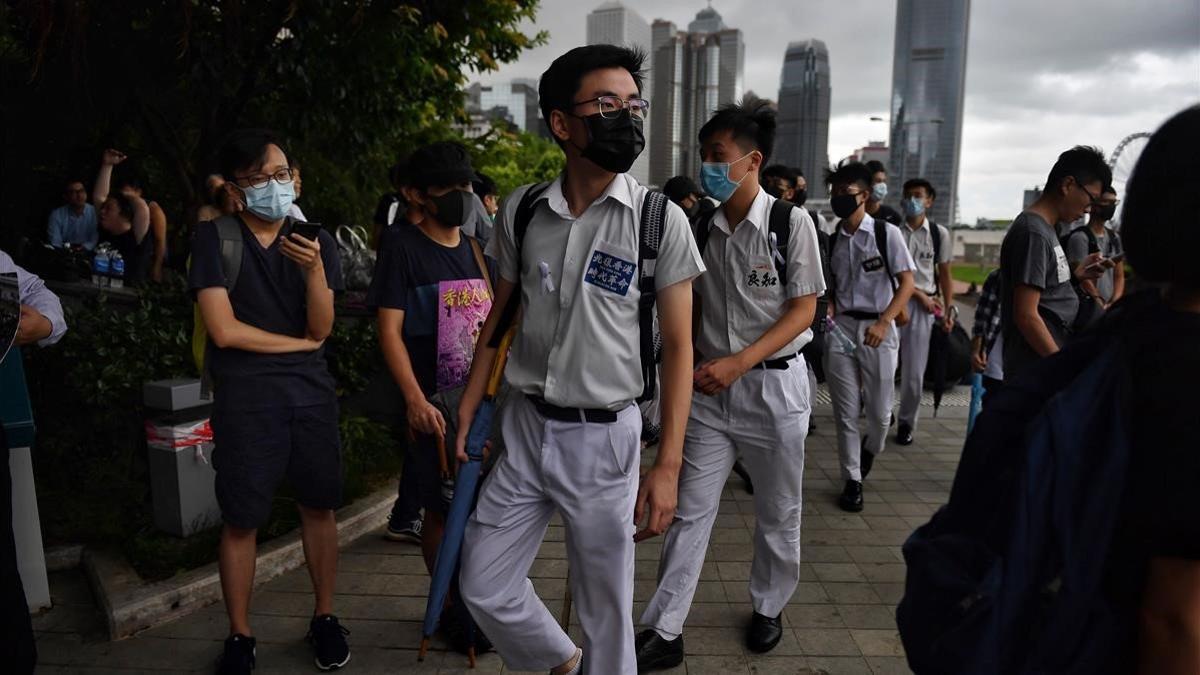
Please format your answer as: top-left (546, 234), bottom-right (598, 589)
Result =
top-left (485, 327), bottom-right (515, 399)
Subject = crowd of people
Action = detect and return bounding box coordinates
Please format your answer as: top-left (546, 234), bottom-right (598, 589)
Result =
top-left (5, 38), bottom-right (1195, 675)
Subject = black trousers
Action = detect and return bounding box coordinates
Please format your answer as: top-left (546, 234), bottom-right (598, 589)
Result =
top-left (0, 424), bottom-right (37, 674)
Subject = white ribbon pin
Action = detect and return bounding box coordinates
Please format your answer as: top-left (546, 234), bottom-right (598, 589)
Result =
top-left (538, 261), bottom-right (556, 293)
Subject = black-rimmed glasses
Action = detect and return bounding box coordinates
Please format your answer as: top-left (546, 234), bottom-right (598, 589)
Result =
top-left (234, 167), bottom-right (294, 190)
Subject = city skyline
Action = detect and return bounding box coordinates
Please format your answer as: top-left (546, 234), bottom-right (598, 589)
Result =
top-left (472, 0), bottom-right (1200, 223)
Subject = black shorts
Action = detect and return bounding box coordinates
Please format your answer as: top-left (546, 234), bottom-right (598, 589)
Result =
top-left (210, 402), bottom-right (343, 529)
top-left (408, 432), bottom-right (452, 516)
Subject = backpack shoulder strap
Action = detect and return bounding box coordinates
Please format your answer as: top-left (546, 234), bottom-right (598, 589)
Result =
top-left (931, 221), bottom-right (944, 293)
top-left (874, 218), bottom-right (898, 291)
top-left (636, 190), bottom-right (669, 402)
top-left (693, 207), bottom-right (717, 258)
top-left (768, 199), bottom-right (793, 280)
top-left (213, 215), bottom-right (245, 293)
top-left (488, 181), bottom-right (551, 348)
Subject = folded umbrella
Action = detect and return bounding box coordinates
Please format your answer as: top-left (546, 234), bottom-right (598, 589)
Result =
top-left (419, 328), bottom-right (514, 668)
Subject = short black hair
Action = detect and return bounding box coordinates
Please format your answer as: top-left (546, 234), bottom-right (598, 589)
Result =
top-left (663, 175), bottom-right (700, 203)
top-left (762, 164), bottom-right (798, 185)
top-left (1044, 145), bottom-right (1111, 192)
top-left (218, 128), bottom-right (287, 181)
top-left (114, 167), bottom-right (144, 193)
top-left (865, 160), bottom-right (887, 178)
top-left (538, 44), bottom-right (645, 144)
top-left (1121, 105), bottom-right (1200, 288)
top-left (106, 193), bottom-right (136, 221)
top-left (825, 160), bottom-right (873, 191)
top-left (902, 178), bottom-right (936, 199)
top-left (64, 177), bottom-right (87, 190)
top-left (1102, 184), bottom-right (1117, 196)
top-left (473, 171), bottom-right (497, 198)
top-left (698, 98), bottom-right (777, 163)
top-left (792, 167), bottom-right (806, 179)
top-left (408, 141), bottom-right (475, 190)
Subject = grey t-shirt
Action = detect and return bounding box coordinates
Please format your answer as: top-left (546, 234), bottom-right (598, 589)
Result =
top-left (999, 211), bottom-right (1079, 377)
top-left (1065, 226), bottom-right (1122, 303)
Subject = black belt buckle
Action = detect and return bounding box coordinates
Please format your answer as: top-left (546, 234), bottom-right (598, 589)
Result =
top-left (755, 353), bottom-right (797, 370)
top-left (529, 396), bottom-right (619, 424)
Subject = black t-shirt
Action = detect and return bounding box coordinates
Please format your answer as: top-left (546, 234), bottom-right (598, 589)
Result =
top-left (872, 204), bottom-right (903, 226)
top-left (188, 217), bottom-right (344, 411)
top-left (367, 225), bottom-right (494, 396)
top-left (101, 228), bottom-right (153, 285)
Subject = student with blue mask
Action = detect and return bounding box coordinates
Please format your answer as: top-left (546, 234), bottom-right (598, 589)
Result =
top-left (864, 160), bottom-right (903, 226)
top-left (637, 100), bottom-right (826, 668)
top-left (895, 178), bottom-right (953, 445)
top-left (190, 129), bottom-right (349, 675)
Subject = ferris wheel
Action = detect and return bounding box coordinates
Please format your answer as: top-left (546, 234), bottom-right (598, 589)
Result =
top-left (1108, 132), bottom-right (1151, 226)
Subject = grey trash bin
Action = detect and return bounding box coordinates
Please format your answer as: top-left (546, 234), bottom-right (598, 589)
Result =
top-left (144, 379), bottom-right (221, 537)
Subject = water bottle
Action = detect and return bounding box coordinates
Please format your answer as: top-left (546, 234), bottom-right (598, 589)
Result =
top-left (824, 316), bottom-right (858, 355)
top-left (109, 252), bottom-right (125, 288)
top-left (92, 248), bottom-right (111, 286)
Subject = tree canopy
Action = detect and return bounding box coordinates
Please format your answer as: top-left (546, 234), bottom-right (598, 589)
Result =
top-left (0, 0), bottom-right (547, 250)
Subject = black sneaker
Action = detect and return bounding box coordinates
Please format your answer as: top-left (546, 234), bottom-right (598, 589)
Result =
top-left (307, 615), bottom-right (351, 671)
top-left (895, 423), bottom-right (914, 446)
top-left (385, 516), bottom-right (422, 544)
top-left (217, 634), bottom-right (256, 675)
top-left (635, 628), bottom-right (684, 672)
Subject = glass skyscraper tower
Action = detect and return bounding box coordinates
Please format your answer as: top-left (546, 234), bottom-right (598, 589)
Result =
top-left (776, 40), bottom-right (831, 197)
top-left (887, 0), bottom-right (971, 226)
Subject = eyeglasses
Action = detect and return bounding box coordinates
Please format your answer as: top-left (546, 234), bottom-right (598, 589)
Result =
top-left (572, 95), bottom-right (650, 120)
top-left (1072, 177), bottom-right (1101, 207)
top-left (234, 167), bottom-right (294, 189)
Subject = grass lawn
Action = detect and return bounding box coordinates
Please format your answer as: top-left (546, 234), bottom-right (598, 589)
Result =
top-left (951, 264), bottom-right (996, 286)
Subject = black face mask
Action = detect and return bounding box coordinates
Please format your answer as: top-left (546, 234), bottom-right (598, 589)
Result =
top-left (428, 189), bottom-right (473, 229)
top-left (683, 201), bottom-right (700, 219)
top-left (1093, 203), bottom-right (1116, 222)
top-left (831, 193), bottom-right (862, 219)
top-left (793, 188), bottom-right (808, 206)
top-left (573, 110), bottom-right (645, 174)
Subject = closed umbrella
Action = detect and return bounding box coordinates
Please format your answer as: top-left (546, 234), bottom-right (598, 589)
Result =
top-left (419, 328), bottom-right (514, 668)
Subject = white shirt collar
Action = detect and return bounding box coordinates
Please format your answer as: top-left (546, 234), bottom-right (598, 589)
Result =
top-left (538, 173), bottom-right (635, 221)
top-left (905, 216), bottom-right (930, 233)
top-left (710, 186), bottom-right (769, 236)
top-left (839, 212), bottom-right (876, 239)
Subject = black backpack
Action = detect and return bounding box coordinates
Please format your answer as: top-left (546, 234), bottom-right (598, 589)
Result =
top-left (1061, 227), bottom-right (1102, 332)
top-left (693, 198), bottom-right (796, 279)
top-left (489, 182), bottom-right (668, 403)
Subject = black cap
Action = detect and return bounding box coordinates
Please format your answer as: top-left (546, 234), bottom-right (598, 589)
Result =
top-left (409, 141), bottom-right (475, 189)
top-left (663, 175), bottom-right (700, 203)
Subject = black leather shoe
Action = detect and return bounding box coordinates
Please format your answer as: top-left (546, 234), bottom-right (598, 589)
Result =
top-left (635, 628), bottom-right (684, 672)
top-left (746, 612), bottom-right (783, 653)
top-left (839, 480), bottom-right (864, 512)
top-left (895, 423), bottom-right (914, 446)
top-left (860, 437), bottom-right (876, 480)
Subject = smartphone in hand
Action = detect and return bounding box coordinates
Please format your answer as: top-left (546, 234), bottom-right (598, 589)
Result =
top-left (291, 222), bottom-right (322, 241)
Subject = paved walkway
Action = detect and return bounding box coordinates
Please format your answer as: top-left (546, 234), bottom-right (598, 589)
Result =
top-left (32, 400), bottom-right (967, 674)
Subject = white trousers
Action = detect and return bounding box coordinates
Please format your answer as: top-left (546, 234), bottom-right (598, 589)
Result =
top-left (460, 395), bottom-right (641, 674)
top-left (897, 299), bottom-right (936, 430)
top-left (640, 362), bottom-right (810, 636)
top-left (824, 315), bottom-right (900, 481)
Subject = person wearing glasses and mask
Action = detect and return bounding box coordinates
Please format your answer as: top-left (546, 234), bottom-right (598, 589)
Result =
top-left (189, 129), bottom-right (348, 674)
top-left (823, 161), bottom-right (915, 513)
top-left (999, 146), bottom-right (1110, 380)
top-left (1066, 184), bottom-right (1125, 310)
top-left (455, 45), bottom-right (704, 675)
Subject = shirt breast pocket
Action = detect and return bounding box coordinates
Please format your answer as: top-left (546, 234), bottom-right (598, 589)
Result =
top-left (743, 255), bottom-right (782, 297)
top-left (582, 240), bottom-right (638, 302)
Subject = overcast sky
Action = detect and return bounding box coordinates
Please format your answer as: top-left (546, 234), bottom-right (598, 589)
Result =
top-left (472, 0), bottom-right (1200, 223)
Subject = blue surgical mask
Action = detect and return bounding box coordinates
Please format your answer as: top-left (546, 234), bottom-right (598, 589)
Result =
top-left (871, 182), bottom-right (888, 202)
top-left (700, 152), bottom-right (753, 203)
top-left (239, 179), bottom-right (295, 221)
top-left (903, 196), bottom-right (925, 218)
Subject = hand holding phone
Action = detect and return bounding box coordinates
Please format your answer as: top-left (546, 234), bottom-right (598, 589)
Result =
top-left (291, 222), bottom-right (322, 241)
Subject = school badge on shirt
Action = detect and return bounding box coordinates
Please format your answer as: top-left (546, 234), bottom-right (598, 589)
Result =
top-left (585, 248), bottom-right (636, 296)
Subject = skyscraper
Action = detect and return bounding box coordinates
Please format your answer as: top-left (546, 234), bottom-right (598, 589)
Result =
top-left (648, 5), bottom-right (744, 187)
top-left (887, 0), bottom-right (971, 227)
top-left (587, 1), bottom-right (653, 184)
top-left (776, 40), bottom-right (831, 197)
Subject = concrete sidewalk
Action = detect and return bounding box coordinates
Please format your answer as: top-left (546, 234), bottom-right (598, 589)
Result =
top-left (32, 401), bottom-right (966, 674)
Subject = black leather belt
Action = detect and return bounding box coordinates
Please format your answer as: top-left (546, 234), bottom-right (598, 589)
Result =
top-left (529, 396), bottom-right (619, 424)
top-left (842, 310), bottom-right (881, 321)
top-left (754, 353), bottom-right (798, 370)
